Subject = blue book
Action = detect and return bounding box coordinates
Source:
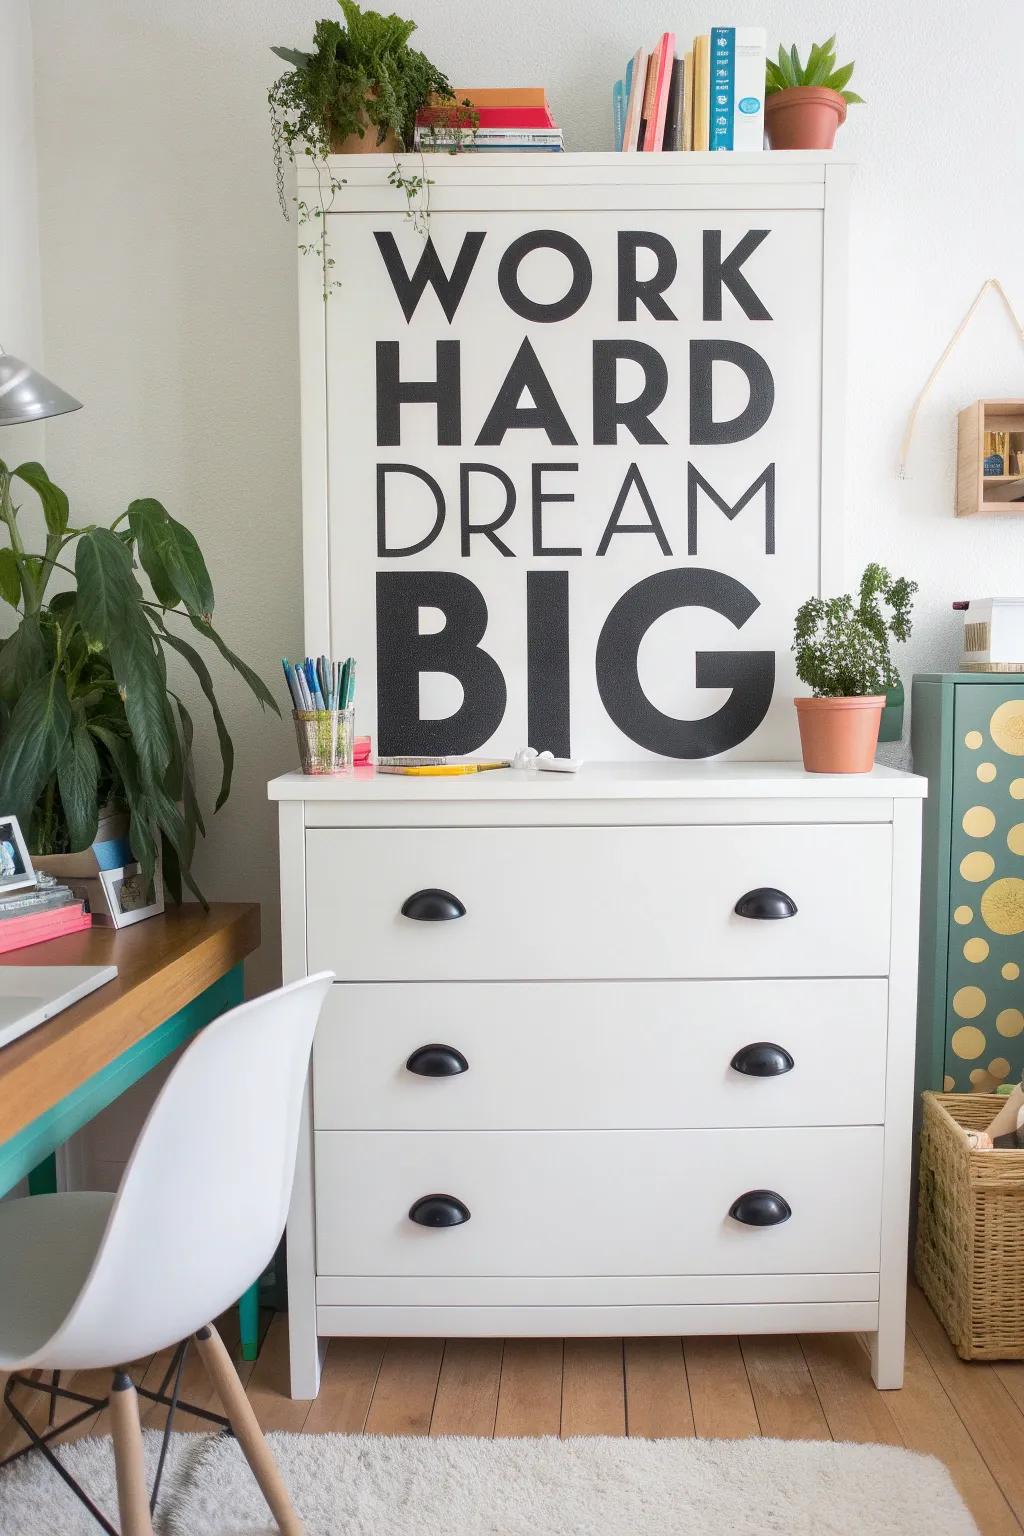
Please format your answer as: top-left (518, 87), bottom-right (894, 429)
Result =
top-left (709, 27), bottom-right (735, 151)
top-left (612, 79), bottom-right (626, 151)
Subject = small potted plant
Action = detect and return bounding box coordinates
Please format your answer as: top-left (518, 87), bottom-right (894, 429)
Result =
top-left (764, 37), bottom-right (863, 150)
top-left (792, 564), bottom-right (916, 774)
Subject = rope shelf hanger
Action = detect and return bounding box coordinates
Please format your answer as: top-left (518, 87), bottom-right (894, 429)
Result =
top-left (898, 278), bottom-right (1024, 479)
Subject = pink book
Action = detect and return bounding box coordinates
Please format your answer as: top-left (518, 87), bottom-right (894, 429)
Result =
top-left (0, 906), bottom-right (92, 954)
top-left (644, 32), bottom-right (676, 151)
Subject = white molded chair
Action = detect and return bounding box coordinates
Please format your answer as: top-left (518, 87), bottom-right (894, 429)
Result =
top-left (0, 971), bottom-right (333, 1536)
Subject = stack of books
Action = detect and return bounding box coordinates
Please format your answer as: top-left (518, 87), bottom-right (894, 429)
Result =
top-left (614, 27), bottom-right (765, 152)
top-left (414, 88), bottom-right (563, 153)
top-left (0, 878), bottom-right (91, 954)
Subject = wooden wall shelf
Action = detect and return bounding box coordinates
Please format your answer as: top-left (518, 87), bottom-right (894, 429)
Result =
top-left (957, 399), bottom-right (1024, 516)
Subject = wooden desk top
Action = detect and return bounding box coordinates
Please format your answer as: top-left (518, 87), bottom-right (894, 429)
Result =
top-left (0, 903), bottom-right (260, 1142)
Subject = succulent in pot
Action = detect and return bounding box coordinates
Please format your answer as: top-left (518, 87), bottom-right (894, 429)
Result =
top-left (765, 37), bottom-right (863, 150)
top-left (792, 564), bottom-right (916, 774)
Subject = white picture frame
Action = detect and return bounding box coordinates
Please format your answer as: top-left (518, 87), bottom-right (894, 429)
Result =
top-left (98, 862), bottom-right (165, 929)
top-left (0, 813), bottom-right (37, 893)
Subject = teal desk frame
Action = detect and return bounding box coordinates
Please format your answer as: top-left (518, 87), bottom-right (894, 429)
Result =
top-left (0, 963), bottom-right (261, 1361)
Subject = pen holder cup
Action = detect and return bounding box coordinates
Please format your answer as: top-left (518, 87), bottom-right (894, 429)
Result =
top-left (293, 707), bottom-right (355, 775)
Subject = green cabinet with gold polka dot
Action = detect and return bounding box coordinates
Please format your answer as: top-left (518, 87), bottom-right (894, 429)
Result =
top-left (913, 673), bottom-right (1024, 1097)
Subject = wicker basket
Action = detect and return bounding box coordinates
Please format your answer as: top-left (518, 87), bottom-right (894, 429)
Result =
top-left (915, 1091), bottom-right (1024, 1360)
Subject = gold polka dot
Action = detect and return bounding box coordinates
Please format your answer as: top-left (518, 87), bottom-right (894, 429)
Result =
top-left (996, 1008), bottom-right (1024, 1037)
top-left (1012, 779), bottom-right (1024, 799)
top-left (943, 1074), bottom-right (955, 1091)
top-left (964, 937), bottom-right (990, 962)
top-left (989, 1057), bottom-right (1012, 1080)
top-left (1009, 824), bottom-right (1024, 855)
top-left (981, 877), bottom-right (1024, 935)
top-left (970, 1068), bottom-right (995, 1089)
top-left (965, 730), bottom-right (983, 749)
top-left (963, 805), bottom-right (996, 837)
top-left (954, 905), bottom-right (974, 925)
top-left (952, 987), bottom-right (987, 1020)
top-left (1003, 962), bottom-right (1020, 980)
top-left (978, 762), bottom-right (998, 783)
top-left (960, 851), bottom-right (995, 882)
top-left (989, 700), bottom-right (1024, 754)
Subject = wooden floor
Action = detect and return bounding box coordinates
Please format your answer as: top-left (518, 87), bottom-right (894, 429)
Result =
top-left (3, 1287), bottom-right (1024, 1535)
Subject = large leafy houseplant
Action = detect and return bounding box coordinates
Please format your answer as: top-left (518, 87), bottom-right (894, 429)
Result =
top-left (0, 459), bottom-right (278, 900)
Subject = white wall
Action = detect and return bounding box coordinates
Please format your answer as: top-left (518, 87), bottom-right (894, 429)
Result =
top-left (0, 0), bottom-right (45, 471)
top-left (24, 0), bottom-right (1024, 985)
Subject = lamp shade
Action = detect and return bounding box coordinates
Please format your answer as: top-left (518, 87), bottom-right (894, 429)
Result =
top-left (0, 348), bottom-right (82, 426)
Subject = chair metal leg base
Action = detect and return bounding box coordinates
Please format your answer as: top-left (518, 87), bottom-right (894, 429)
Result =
top-left (0, 1350), bottom-right (232, 1535)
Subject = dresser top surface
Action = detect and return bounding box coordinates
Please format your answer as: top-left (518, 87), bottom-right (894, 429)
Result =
top-left (268, 761), bottom-right (926, 803)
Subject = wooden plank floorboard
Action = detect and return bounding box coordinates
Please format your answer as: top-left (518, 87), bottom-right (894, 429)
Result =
top-left (363, 1339), bottom-right (444, 1437)
top-left (800, 1334), bottom-right (903, 1446)
top-left (623, 1338), bottom-right (694, 1438)
top-left (493, 1339), bottom-right (562, 1437)
top-left (561, 1339), bottom-right (626, 1437)
top-left (304, 1339), bottom-right (386, 1434)
top-left (740, 1337), bottom-right (830, 1440)
top-left (247, 1314), bottom-right (312, 1433)
top-left (684, 1337), bottom-right (760, 1438)
top-left (877, 1323), bottom-right (1022, 1536)
top-left (430, 1340), bottom-right (503, 1437)
top-left (907, 1286), bottom-right (1024, 1525)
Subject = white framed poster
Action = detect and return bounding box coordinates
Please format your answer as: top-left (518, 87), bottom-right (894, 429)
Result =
top-left (302, 154), bottom-right (849, 762)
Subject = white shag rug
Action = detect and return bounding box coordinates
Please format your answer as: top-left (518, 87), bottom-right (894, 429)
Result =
top-left (0, 1430), bottom-right (979, 1536)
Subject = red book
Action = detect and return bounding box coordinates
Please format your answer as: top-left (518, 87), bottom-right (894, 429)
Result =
top-left (0, 906), bottom-right (92, 954)
top-left (417, 106), bottom-right (555, 129)
top-left (644, 32), bottom-right (676, 152)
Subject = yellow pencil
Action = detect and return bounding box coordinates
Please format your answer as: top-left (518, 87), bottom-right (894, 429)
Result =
top-left (377, 762), bottom-right (509, 776)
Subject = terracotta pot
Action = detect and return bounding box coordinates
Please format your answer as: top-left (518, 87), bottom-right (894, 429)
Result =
top-left (765, 86), bottom-right (847, 150)
top-left (794, 695), bottom-right (884, 774)
top-left (330, 102), bottom-right (401, 154)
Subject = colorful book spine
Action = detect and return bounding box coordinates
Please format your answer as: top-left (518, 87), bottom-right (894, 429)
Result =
top-left (692, 35), bottom-right (710, 151)
top-left (622, 47), bottom-right (648, 151)
top-left (645, 32), bottom-right (676, 152)
top-left (639, 47), bottom-right (659, 150)
top-left (682, 51), bottom-right (695, 149)
top-left (417, 107), bottom-right (555, 128)
top-left (0, 906), bottom-right (91, 954)
top-left (710, 26), bottom-right (766, 150)
top-left (612, 77), bottom-right (626, 151)
top-left (663, 56), bottom-right (684, 150)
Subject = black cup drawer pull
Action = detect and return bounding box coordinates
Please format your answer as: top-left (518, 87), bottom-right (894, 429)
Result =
top-left (734, 887), bottom-right (798, 921)
top-left (406, 1044), bottom-right (469, 1077)
top-left (409, 1194), bottom-right (471, 1227)
top-left (728, 1189), bottom-right (792, 1227)
top-left (401, 888), bottom-right (466, 922)
top-left (730, 1042), bottom-right (795, 1077)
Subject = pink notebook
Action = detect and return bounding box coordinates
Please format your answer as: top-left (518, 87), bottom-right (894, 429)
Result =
top-left (644, 32), bottom-right (676, 152)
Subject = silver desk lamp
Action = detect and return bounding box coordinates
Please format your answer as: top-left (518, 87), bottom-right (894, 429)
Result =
top-left (0, 345), bottom-right (82, 426)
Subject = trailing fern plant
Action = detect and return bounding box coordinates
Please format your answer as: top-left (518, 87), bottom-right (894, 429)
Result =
top-left (766, 37), bottom-right (865, 104)
top-left (269, 0), bottom-right (472, 289)
top-left (0, 459), bottom-right (278, 901)
top-left (793, 564), bottom-right (916, 698)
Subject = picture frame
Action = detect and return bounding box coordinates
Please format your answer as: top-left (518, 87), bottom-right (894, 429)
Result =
top-left (0, 814), bottom-right (37, 894)
top-left (96, 861), bottom-right (164, 929)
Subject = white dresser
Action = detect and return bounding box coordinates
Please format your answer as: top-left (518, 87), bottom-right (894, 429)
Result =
top-left (269, 760), bottom-right (925, 1397)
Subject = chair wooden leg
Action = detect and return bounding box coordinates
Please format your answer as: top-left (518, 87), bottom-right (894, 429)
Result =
top-left (194, 1324), bottom-right (304, 1536)
top-left (109, 1373), bottom-right (154, 1536)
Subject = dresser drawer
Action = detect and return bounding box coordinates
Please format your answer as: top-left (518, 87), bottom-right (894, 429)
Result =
top-left (313, 1127), bottom-right (883, 1276)
top-left (304, 824), bottom-right (892, 980)
top-left (313, 979), bottom-right (888, 1130)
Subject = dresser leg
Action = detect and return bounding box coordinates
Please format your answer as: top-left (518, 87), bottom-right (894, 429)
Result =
top-left (869, 1310), bottom-right (906, 1390)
